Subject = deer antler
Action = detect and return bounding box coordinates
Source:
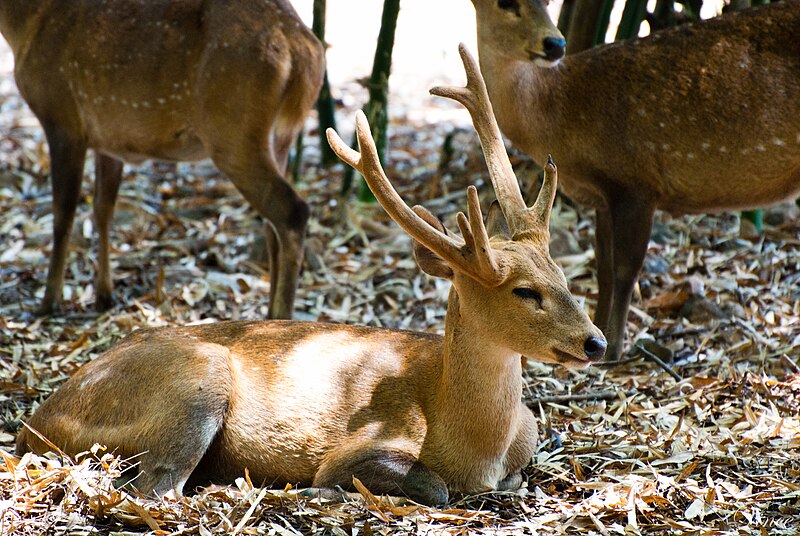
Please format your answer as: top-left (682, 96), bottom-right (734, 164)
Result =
top-left (326, 112), bottom-right (507, 286)
top-left (430, 43), bottom-right (557, 241)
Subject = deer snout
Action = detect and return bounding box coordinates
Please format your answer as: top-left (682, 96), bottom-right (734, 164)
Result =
top-left (583, 336), bottom-right (607, 361)
top-left (542, 37), bottom-right (566, 62)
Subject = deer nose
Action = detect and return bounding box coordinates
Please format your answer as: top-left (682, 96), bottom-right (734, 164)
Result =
top-left (583, 336), bottom-right (607, 360)
top-left (542, 37), bottom-right (566, 62)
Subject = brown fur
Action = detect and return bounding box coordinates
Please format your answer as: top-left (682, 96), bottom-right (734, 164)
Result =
top-left (471, 0), bottom-right (800, 359)
top-left (0, 0), bottom-right (325, 318)
top-left (17, 88), bottom-right (605, 505)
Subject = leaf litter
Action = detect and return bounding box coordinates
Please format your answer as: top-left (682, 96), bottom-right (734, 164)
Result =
top-left (1, 43), bottom-right (799, 536)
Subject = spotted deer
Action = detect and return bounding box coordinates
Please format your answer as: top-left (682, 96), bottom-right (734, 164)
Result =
top-left (470, 0), bottom-right (800, 359)
top-left (0, 0), bottom-right (325, 318)
top-left (16, 47), bottom-right (606, 505)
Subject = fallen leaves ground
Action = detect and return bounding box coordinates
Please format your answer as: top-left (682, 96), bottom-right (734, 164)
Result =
top-left (1, 46), bottom-right (799, 536)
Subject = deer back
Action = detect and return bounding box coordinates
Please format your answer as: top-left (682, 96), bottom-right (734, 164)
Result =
top-left (478, 1), bottom-right (800, 213)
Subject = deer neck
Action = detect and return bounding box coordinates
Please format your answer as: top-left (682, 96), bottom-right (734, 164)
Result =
top-left (476, 43), bottom-right (563, 159)
top-left (427, 287), bottom-right (523, 460)
top-left (0, 1), bottom-right (48, 55)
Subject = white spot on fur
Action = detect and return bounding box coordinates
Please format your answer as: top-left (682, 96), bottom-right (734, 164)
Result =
top-left (701, 142), bottom-right (710, 151)
top-left (773, 138), bottom-right (785, 146)
top-left (756, 144), bottom-right (766, 152)
top-left (686, 153), bottom-right (695, 160)
top-left (719, 146), bottom-right (727, 153)
top-left (662, 143), bottom-right (670, 151)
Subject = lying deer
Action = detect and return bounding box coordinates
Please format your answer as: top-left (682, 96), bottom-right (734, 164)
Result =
top-left (16, 47), bottom-right (606, 505)
top-left (470, 0), bottom-right (800, 359)
top-left (0, 0), bottom-right (324, 318)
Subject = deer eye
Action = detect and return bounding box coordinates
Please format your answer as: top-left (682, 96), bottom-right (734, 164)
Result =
top-left (498, 0), bottom-right (519, 12)
top-left (513, 287), bottom-right (543, 306)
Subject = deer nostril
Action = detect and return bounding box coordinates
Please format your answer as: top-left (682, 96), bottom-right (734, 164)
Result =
top-left (542, 37), bottom-right (566, 61)
top-left (583, 336), bottom-right (607, 360)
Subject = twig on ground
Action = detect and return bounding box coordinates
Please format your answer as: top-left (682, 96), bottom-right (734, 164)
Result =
top-left (526, 389), bottom-right (637, 407)
top-left (635, 343), bottom-right (682, 381)
top-left (780, 354), bottom-right (800, 374)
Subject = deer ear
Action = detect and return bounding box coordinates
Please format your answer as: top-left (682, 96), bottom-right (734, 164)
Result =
top-left (411, 206), bottom-right (455, 280)
top-left (486, 200), bottom-right (510, 239)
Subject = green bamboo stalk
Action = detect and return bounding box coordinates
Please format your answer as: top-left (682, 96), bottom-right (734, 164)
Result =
top-left (312, 0), bottom-right (338, 167)
top-left (615, 0), bottom-right (648, 40)
top-left (341, 0), bottom-right (400, 201)
top-left (592, 0), bottom-right (616, 45)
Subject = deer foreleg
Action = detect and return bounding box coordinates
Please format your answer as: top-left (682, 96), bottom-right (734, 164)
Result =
top-left (314, 442), bottom-right (449, 506)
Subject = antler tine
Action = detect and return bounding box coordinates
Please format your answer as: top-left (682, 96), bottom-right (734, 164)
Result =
top-left (326, 112), bottom-right (505, 286)
top-left (530, 154), bottom-right (558, 235)
top-left (430, 43), bottom-right (529, 236)
top-left (465, 185), bottom-right (503, 280)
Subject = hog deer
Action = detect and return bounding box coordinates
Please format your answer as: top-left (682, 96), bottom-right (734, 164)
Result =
top-left (16, 47), bottom-right (606, 506)
top-left (470, 0), bottom-right (800, 359)
top-left (0, 0), bottom-right (324, 318)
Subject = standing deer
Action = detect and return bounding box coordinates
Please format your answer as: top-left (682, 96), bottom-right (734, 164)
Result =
top-left (0, 0), bottom-right (325, 318)
top-left (470, 0), bottom-right (800, 359)
top-left (16, 47), bottom-right (606, 505)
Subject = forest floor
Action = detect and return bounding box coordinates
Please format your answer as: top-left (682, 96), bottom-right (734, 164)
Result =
top-left (1, 36), bottom-right (800, 536)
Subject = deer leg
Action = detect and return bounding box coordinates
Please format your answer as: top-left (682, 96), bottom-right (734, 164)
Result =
top-left (210, 150), bottom-right (308, 320)
top-left (605, 197), bottom-right (655, 360)
top-left (93, 154), bottom-right (124, 311)
top-left (38, 123), bottom-right (87, 315)
top-left (593, 208), bottom-right (614, 332)
top-left (499, 406), bottom-right (538, 491)
top-left (129, 409), bottom-right (223, 498)
top-left (314, 443), bottom-right (449, 506)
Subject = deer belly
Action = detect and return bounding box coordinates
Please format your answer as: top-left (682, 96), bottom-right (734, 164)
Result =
top-left (79, 95), bottom-right (207, 163)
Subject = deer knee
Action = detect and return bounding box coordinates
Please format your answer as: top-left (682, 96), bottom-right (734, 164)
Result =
top-left (314, 446), bottom-right (448, 506)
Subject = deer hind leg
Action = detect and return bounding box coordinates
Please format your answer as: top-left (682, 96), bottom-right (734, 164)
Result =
top-left (93, 153), bottom-right (124, 311)
top-left (313, 442), bottom-right (449, 506)
top-left (198, 59), bottom-right (308, 319)
top-left (209, 142), bottom-right (308, 319)
top-left (605, 196), bottom-right (655, 361)
top-left (38, 122), bottom-right (87, 315)
top-left (126, 409), bottom-right (224, 497)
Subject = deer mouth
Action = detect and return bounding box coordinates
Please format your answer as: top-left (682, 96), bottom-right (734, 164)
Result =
top-left (526, 50), bottom-right (561, 68)
top-left (552, 348), bottom-right (592, 369)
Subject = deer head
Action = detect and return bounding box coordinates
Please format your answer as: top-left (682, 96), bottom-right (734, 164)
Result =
top-left (327, 45), bottom-right (605, 368)
top-left (471, 0), bottom-right (565, 66)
